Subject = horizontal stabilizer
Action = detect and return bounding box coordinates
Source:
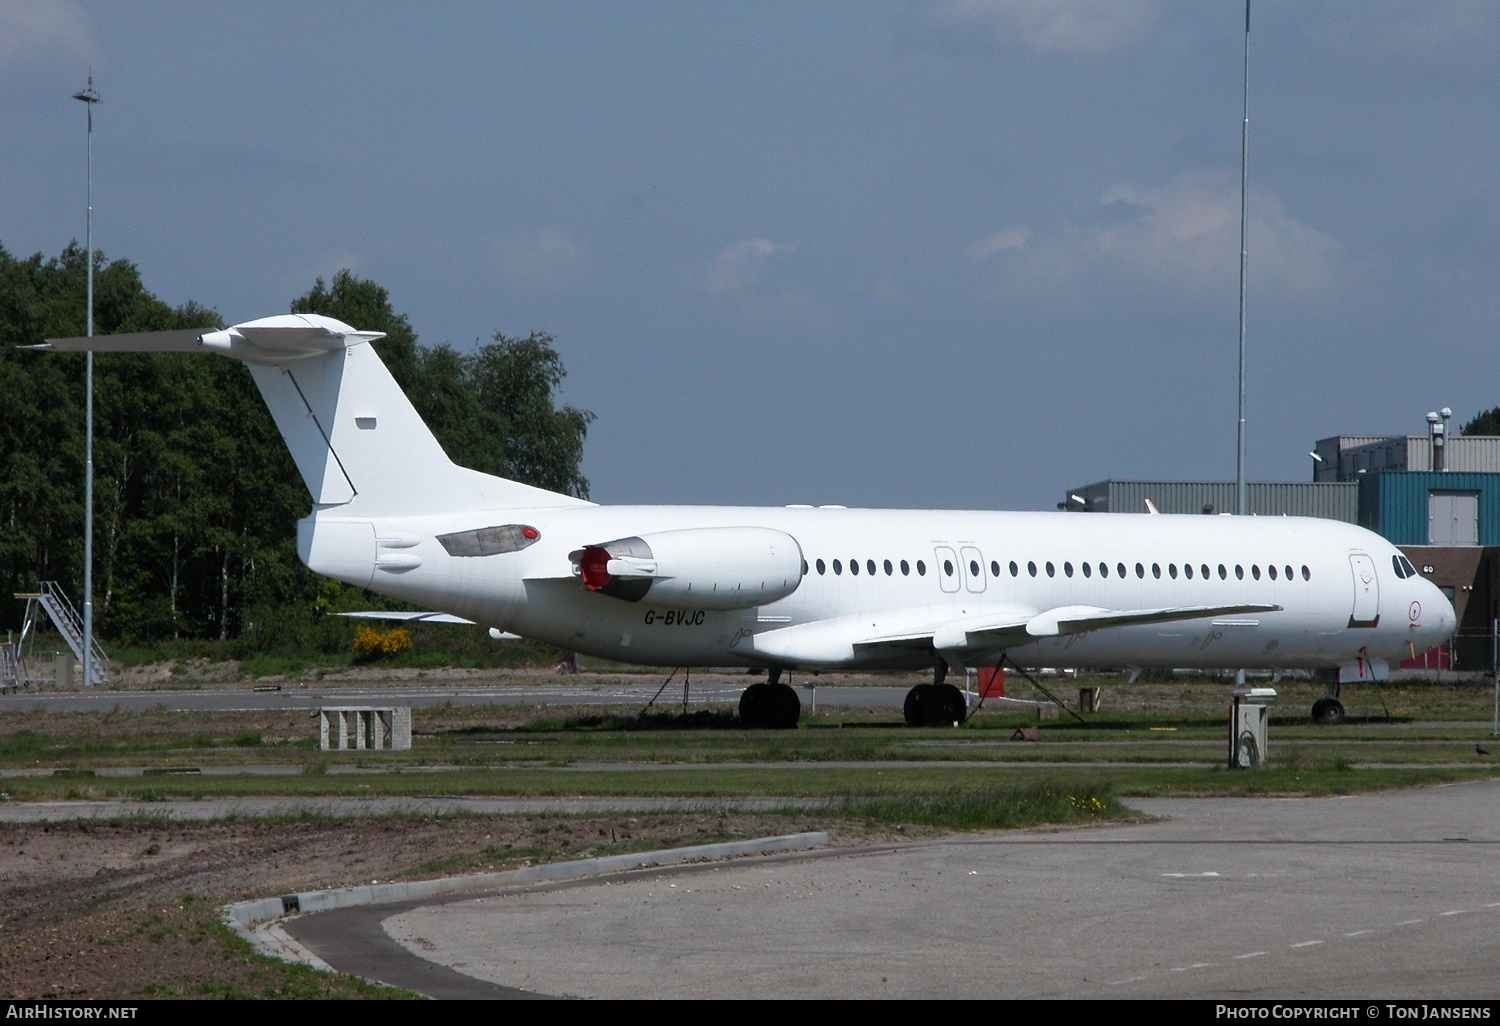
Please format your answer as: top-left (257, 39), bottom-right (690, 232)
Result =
top-left (335, 611), bottom-right (475, 625)
top-left (36, 327), bottom-right (215, 353)
top-left (334, 610), bottom-right (524, 641)
top-left (42, 315), bottom-right (385, 364)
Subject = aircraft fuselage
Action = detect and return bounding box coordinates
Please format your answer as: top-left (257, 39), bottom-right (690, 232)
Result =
top-left (300, 503), bottom-right (1453, 678)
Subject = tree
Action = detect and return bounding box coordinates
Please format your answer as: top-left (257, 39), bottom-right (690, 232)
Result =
top-left (1460, 408), bottom-right (1500, 436)
top-left (466, 332), bottom-right (594, 498)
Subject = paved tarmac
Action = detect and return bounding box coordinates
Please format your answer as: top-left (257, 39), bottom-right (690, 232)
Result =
top-left (281, 779), bottom-right (1500, 1000)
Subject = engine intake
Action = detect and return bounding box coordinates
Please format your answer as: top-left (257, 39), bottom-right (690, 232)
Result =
top-left (570, 527), bottom-right (804, 609)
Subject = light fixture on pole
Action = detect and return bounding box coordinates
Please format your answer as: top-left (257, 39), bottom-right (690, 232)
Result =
top-left (73, 73), bottom-right (100, 688)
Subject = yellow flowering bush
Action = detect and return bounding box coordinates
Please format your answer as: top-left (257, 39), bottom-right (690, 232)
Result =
top-left (351, 624), bottom-right (413, 659)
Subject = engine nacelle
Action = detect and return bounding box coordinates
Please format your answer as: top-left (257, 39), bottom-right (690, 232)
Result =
top-left (570, 527), bottom-right (804, 609)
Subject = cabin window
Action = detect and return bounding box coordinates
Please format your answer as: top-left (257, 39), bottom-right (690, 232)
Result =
top-left (1082, 562), bottom-right (1092, 578)
top-left (1135, 563), bottom-right (1145, 579)
top-left (1099, 562), bottom-right (1109, 578)
top-left (1168, 563), bottom-right (1178, 579)
top-left (1251, 565), bottom-right (1261, 580)
top-left (1063, 561), bottom-right (1074, 577)
top-left (1046, 561), bottom-right (1056, 578)
top-left (1028, 561), bottom-right (1038, 577)
top-left (1152, 563), bottom-right (1161, 579)
top-left (1218, 564), bottom-right (1228, 580)
top-left (832, 559), bottom-right (843, 575)
top-left (1117, 562), bottom-right (1127, 578)
top-left (816, 559), bottom-right (826, 575)
top-left (867, 559), bottom-right (876, 576)
top-left (801, 560), bottom-right (808, 576)
top-left (1009, 560), bottom-right (1019, 577)
top-left (1202, 563), bottom-right (1211, 580)
top-left (943, 559), bottom-right (954, 577)
top-left (1184, 563), bottom-right (1194, 580)
top-left (850, 559), bottom-right (860, 576)
top-left (1285, 565), bottom-right (1294, 581)
top-left (1235, 564), bottom-right (1244, 580)
top-left (990, 560), bottom-right (1000, 577)
top-left (1301, 565), bottom-right (1310, 581)
top-left (901, 559), bottom-right (910, 576)
top-left (1268, 564), bottom-right (1278, 580)
top-left (884, 559), bottom-right (894, 576)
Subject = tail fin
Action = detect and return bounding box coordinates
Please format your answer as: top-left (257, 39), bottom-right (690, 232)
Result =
top-left (42, 314), bottom-right (591, 515)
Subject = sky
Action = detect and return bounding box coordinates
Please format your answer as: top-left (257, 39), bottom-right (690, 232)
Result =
top-left (3, 1), bottom-right (1497, 511)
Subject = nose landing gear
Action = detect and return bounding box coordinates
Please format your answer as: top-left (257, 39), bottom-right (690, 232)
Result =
top-left (1311, 695), bottom-right (1345, 726)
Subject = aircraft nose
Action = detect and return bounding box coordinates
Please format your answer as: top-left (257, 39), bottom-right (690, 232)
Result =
top-left (1424, 581), bottom-right (1456, 643)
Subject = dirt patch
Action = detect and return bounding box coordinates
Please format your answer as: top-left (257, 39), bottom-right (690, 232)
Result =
top-left (0, 811), bottom-right (839, 999)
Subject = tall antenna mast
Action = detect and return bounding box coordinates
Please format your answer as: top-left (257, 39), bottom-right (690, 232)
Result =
top-left (1235, 1), bottom-right (1250, 516)
top-left (72, 70), bottom-right (100, 687)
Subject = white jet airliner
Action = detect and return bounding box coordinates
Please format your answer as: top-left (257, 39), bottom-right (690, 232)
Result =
top-left (42, 315), bottom-right (1456, 727)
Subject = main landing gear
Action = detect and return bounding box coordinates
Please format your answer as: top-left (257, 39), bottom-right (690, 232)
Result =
top-left (903, 659), bottom-right (968, 727)
top-left (739, 669), bottom-right (801, 729)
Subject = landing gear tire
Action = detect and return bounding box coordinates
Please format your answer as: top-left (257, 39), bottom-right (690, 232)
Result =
top-left (740, 682), bottom-right (801, 729)
top-left (903, 685), bottom-right (930, 727)
top-left (903, 683), bottom-right (968, 727)
top-left (1311, 697), bottom-right (1345, 726)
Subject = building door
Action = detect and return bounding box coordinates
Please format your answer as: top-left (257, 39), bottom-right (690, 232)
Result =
top-left (1428, 491), bottom-right (1479, 546)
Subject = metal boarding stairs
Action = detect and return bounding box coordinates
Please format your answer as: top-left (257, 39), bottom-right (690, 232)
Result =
top-left (5, 582), bottom-right (109, 689)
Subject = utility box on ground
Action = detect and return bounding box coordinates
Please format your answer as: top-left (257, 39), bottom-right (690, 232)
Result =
top-left (1229, 688), bottom-right (1276, 769)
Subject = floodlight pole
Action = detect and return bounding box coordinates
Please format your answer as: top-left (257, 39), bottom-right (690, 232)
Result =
top-left (1235, 0), bottom-right (1250, 516)
top-left (73, 75), bottom-right (100, 687)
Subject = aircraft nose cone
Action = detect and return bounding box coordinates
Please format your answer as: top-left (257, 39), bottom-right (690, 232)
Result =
top-left (1429, 585), bottom-right (1457, 640)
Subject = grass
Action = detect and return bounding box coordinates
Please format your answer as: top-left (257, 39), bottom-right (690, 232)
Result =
top-left (834, 781), bottom-right (1126, 830)
top-left (4, 759), bottom-right (1494, 803)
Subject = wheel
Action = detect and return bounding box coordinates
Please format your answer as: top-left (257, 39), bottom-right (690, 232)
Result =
top-left (765, 682), bottom-right (801, 729)
top-left (741, 682), bottom-right (800, 728)
top-left (932, 682), bottom-right (967, 725)
top-left (1311, 697), bottom-right (1345, 726)
top-left (739, 683), bottom-right (768, 728)
top-left (904, 685), bottom-right (933, 727)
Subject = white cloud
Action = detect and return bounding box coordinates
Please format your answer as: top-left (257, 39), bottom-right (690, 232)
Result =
top-left (910, 0), bottom-right (1161, 58)
top-left (0, 0), bottom-right (96, 71)
top-left (492, 225), bottom-right (583, 292)
top-left (971, 170), bottom-right (1342, 308)
top-left (966, 227), bottom-right (1032, 261)
top-left (704, 237), bottom-right (791, 296)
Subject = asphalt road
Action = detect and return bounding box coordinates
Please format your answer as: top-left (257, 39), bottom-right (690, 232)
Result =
top-left (284, 780), bottom-right (1500, 1000)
